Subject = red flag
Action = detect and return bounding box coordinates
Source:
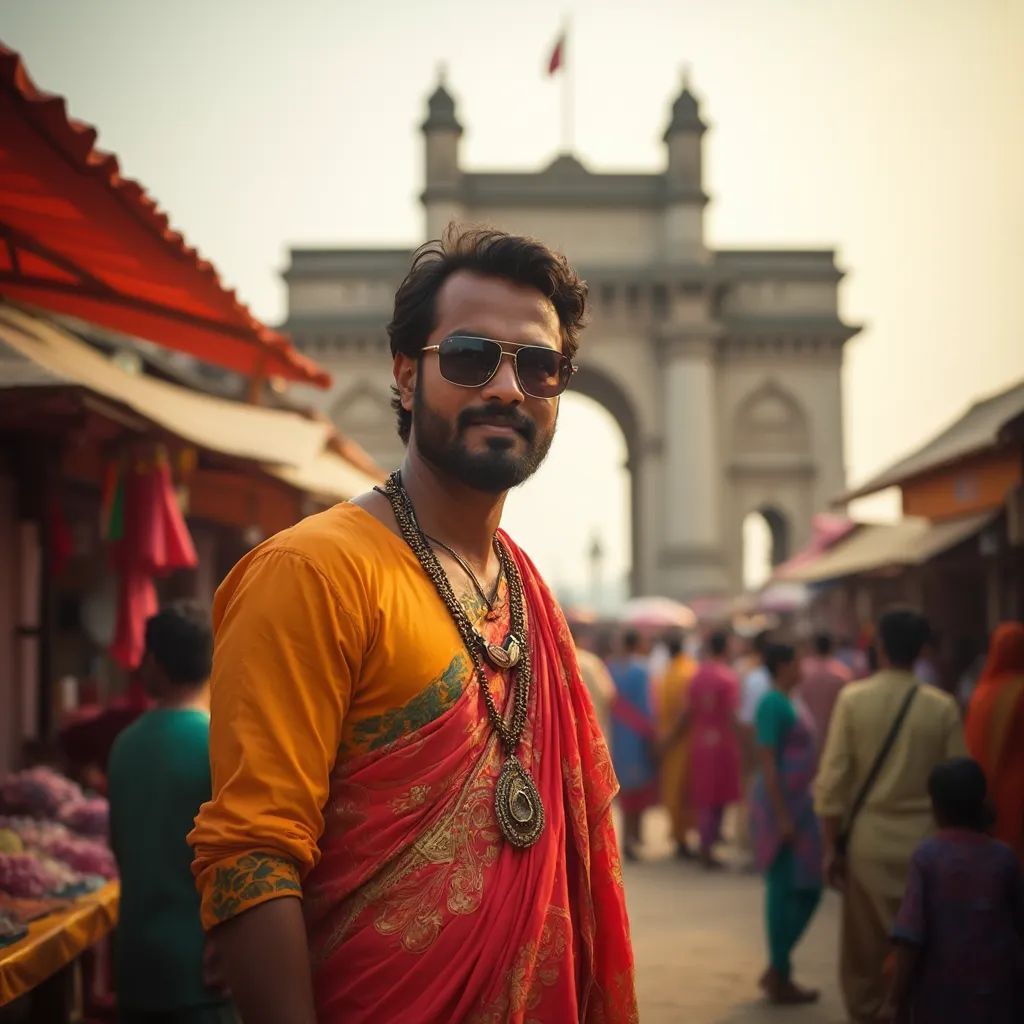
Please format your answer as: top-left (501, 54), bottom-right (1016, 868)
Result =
top-left (547, 33), bottom-right (564, 76)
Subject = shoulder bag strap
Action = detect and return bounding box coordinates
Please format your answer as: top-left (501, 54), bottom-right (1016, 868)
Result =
top-left (838, 685), bottom-right (919, 850)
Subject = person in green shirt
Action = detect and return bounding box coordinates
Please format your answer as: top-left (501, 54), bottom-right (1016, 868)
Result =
top-left (749, 642), bottom-right (824, 1005)
top-left (108, 601), bottom-right (233, 1024)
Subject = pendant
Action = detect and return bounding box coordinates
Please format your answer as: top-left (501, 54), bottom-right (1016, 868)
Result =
top-left (484, 634), bottom-right (522, 670)
top-left (494, 755), bottom-right (545, 848)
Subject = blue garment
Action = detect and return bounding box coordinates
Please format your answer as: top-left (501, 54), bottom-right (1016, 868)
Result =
top-left (608, 657), bottom-right (656, 791)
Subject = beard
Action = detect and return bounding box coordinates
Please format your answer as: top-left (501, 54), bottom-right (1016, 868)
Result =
top-left (411, 379), bottom-right (556, 493)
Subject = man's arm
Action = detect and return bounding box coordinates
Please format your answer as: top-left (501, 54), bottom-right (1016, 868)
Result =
top-left (212, 898), bottom-right (316, 1024)
top-left (814, 691), bottom-right (854, 889)
top-left (189, 546), bottom-right (364, 1020)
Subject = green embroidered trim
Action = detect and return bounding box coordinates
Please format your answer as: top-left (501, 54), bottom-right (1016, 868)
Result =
top-left (352, 653), bottom-right (468, 752)
top-left (209, 852), bottom-right (301, 922)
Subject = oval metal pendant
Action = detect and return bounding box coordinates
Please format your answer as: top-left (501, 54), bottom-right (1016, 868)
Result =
top-left (495, 756), bottom-right (545, 848)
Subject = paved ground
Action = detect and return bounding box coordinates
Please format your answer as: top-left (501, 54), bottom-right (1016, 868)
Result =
top-left (622, 810), bottom-right (848, 1023)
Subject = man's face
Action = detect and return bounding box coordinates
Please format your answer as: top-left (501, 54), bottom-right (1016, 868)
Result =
top-left (395, 271), bottom-right (563, 493)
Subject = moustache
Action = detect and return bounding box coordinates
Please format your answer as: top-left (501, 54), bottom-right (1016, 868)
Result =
top-left (457, 406), bottom-right (537, 442)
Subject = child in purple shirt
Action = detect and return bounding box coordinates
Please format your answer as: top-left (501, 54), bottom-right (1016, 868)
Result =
top-left (883, 758), bottom-right (1024, 1022)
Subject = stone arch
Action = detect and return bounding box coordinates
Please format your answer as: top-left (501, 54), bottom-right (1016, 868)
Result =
top-left (330, 379), bottom-right (405, 469)
top-left (568, 363), bottom-right (643, 594)
top-left (733, 379), bottom-right (809, 457)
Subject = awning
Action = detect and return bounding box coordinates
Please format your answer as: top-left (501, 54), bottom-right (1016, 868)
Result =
top-left (0, 303), bottom-right (330, 468)
top-left (0, 43), bottom-right (329, 388)
top-left (783, 513), bottom-right (993, 584)
top-left (269, 449), bottom-right (380, 502)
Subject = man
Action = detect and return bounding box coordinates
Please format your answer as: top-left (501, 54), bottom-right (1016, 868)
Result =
top-left (735, 631), bottom-right (772, 857)
top-left (814, 608), bottom-right (966, 1024)
top-left (108, 602), bottom-right (232, 1024)
top-left (608, 631), bottom-right (657, 860)
top-left (739, 631), bottom-right (772, 730)
top-left (797, 631), bottom-right (851, 758)
top-left (570, 620), bottom-right (616, 738)
top-left (655, 634), bottom-right (697, 858)
top-left (188, 229), bottom-right (636, 1023)
top-left (682, 631), bottom-right (743, 867)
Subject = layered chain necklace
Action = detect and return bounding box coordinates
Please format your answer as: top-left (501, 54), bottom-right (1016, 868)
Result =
top-left (382, 471), bottom-right (545, 849)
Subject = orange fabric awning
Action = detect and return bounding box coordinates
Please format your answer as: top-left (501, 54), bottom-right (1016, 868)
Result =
top-left (0, 42), bottom-right (329, 388)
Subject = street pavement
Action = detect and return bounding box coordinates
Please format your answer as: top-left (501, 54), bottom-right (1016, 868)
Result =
top-left (622, 810), bottom-right (848, 1023)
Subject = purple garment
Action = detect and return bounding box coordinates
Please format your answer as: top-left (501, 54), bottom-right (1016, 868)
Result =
top-left (749, 690), bottom-right (823, 888)
top-left (892, 830), bottom-right (1024, 1023)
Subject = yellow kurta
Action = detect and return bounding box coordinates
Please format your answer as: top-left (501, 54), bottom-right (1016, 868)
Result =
top-left (814, 670), bottom-right (966, 1023)
top-left (656, 653), bottom-right (697, 845)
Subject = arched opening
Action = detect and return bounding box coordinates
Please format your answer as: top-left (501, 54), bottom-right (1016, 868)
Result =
top-left (742, 506), bottom-right (792, 591)
top-left (502, 371), bottom-right (636, 612)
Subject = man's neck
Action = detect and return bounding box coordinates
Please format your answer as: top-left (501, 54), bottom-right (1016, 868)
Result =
top-left (155, 687), bottom-right (209, 712)
top-left (400, 453), bottom-right (507, 568)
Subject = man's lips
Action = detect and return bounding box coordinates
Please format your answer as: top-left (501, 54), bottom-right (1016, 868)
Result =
top-left (459, 410), bottom-right (535, 440)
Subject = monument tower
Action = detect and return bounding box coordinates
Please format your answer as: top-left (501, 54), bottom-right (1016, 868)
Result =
top-left (283, 76), bottom-right (859, 598)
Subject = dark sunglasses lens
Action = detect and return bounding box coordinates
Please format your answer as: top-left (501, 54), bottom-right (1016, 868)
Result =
top-left (516, 347), bottom-right (571, 397)
top-left (438, 336), bottom-right (501, 386)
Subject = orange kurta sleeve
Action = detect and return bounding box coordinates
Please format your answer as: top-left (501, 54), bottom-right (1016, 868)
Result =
top-left (189, 544), bottom-right (365, 930)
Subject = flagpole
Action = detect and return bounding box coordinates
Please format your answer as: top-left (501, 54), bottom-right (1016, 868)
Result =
top-left (561, 17), bottom-right (573, 154)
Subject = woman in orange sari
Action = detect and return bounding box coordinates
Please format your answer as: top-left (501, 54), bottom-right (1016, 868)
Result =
top-left (966, 622), bottom-right (1024, 860)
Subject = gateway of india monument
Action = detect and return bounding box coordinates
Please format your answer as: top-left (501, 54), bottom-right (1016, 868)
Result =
top-left (282, 76), bottom-right (859, 600)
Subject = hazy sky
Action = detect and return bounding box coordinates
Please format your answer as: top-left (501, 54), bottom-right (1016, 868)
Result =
top-left (6, 0), bottom-right (1023, 593)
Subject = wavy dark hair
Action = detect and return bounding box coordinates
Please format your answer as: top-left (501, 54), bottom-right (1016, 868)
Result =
top-left (387, 226), bottom-right (588, 443)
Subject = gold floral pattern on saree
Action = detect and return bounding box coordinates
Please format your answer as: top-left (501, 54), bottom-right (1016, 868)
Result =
top-left (372, 738), bottom-right (503, 952)
top-left (310, 733), bottom-right (504, 963)
top-left (208, 851), bottom-right (302, 922)
top-left (469, 905), bottom-right (573, 1024)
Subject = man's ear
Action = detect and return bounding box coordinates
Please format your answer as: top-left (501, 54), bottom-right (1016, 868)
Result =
top-left (394, 353), bottom-right (417, 413)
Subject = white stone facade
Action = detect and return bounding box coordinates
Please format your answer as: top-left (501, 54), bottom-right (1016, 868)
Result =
top-left (282, 81), bottom-right (858, 598)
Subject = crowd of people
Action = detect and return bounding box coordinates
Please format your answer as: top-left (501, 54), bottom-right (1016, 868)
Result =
top-left (576, 610), bottom-right (1024, 1021)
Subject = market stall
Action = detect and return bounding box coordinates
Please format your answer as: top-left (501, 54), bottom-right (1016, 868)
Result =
top-left (0, 768), bottom-right (118, 1014)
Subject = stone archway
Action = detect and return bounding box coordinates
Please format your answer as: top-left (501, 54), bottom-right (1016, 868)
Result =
top-left (568, 364), bottom-right (642, 595)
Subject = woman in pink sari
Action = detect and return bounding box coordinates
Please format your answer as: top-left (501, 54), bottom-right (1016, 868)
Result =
top-left (686, 631), bottom-right (743, 867)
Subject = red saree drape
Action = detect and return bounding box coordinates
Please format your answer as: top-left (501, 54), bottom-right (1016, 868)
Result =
top-left (303, 535), bottom-right (637, 1023)
top-left (966, 622), bottom-right (1024, 859)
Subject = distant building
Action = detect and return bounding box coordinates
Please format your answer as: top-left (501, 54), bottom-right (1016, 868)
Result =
top-left (283, 76), bottom-right (859, 598)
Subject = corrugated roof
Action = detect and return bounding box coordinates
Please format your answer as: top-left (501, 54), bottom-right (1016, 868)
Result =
top-left (0, 42), bottom-right (329, 388)
top-left (843, 379), bottom-right (1024, 501)
top-left (782, 513), bottom-right (993, 584)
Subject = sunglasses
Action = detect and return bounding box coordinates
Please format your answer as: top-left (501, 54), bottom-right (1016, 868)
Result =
top-left (421, 335), bottom-right (577, 400)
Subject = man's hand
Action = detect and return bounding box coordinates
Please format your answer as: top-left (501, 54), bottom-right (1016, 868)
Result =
top-left (202, 936), bottom-right (229, 997)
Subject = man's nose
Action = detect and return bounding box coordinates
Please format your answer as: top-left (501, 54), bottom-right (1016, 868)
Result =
top-left (480, 352), bottom-right (524, 403)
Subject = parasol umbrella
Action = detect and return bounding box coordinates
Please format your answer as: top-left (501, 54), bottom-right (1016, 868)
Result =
top-left (619, 596), bottom-right (697, 630)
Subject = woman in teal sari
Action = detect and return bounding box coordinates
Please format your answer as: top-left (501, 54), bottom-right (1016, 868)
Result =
top-left (750, 642), bottom-right (823, 1005)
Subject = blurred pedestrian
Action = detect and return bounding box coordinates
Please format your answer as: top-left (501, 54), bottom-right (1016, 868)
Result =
top-left (570, 621), bottom-right (616, 739)
top-left (797, 631), bottom-right (851, 759)
top-left (656, 634), bottom-right (698, 858)
top-left (739, 631), bottom-right (773, 729)
top-left (966, 622), bottom-right (1024, 861)
top-left (815, 608), bottom-right (966, 1024)
top-left (108, 601), bottom-right (234, 1024)
top-left (881, 758), bottom-right (1024, 1023)
top-left (609, 630), bottom-right (658, 860)
top-left (736, 631), bottom-right (773, 858)
top-left (750, 643), bottom-right (822, 1005)
top-left (687, 630), bottom-right (743, 868)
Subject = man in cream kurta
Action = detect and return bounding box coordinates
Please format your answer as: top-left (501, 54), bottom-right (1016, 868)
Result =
top-left (814, 609), bottom-right (965, 1024)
